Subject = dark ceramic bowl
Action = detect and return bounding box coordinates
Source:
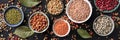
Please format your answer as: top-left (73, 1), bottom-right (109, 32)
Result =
top-left (3, 6), bottom-right (24, 27)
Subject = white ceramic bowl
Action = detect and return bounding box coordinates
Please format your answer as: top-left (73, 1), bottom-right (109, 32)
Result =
top-left (66, 0), bottom-right (92, 23)
top-left (28, 11), bottom-right (50, 33)
top-left (53, 19), bottom-right (70, 37)
top-left (93, 15), bottom-right (114, 36)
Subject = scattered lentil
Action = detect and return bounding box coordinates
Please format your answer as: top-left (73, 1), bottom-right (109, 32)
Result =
top-left (0, 13), bottom-right (6, 29)
top-left (118, 21), bottom-right (120, 25)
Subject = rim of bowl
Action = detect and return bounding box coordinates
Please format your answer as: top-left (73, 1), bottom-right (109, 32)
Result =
top-left (66, 0), bottom-right (92, 23)
top-left (46, 0), bottom-right (64, 15)
top-left (3, 6), bottom-right (24, 27)
top-left (28, 11), bottom-right (50, 33)
top-left (94, 0), bottom-right (120, 13)
top-left (93, 15), bottom-right (115, 36)
top-left (52, 19), bottom-right (70, 37)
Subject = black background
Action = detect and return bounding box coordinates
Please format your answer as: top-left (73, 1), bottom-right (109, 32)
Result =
top-left (0, 0), bottom-right (120, 40)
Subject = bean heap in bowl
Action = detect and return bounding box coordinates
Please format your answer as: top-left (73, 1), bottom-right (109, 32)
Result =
top-left (93, 15), bottom-right (114, 36)
top-left (29, 12), bottom-right (49, 33)
top-left (47, 0), bottom-right (63, 15)
top-left (96, 0), bottom-right (119, 11)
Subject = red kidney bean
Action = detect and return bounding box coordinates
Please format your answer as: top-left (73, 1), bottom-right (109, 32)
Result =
top-left (96, 0), bottom-right (118, 11)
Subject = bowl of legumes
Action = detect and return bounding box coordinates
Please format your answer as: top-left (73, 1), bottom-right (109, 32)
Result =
top-left (93, 15), bottom-right (114, 36)
top-left (47, 0), bottom-right (64, 15)
top-left (52, 19), bottom-right (70, 37)
top-left (94, 0), bottom-right (120, 13)
top-left (66, 0), bottom-right (92, 23)
top-left (28, 11), bottom-right (49, 33)
top-left (3, 6), bottom-right (24, 27)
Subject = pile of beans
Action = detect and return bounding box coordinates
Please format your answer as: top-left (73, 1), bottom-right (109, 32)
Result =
top-left (47, 0), bottom-right (63, 15)
top-left (96, 0), bottom-right (118, 11)
top-left (30, 13), bottom-right (48, 32)
top-left (93, 15), bottom-right (113, 36)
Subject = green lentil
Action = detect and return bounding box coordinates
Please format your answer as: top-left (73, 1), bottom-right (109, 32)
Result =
top-left (5, 8), bottom-right (22, 24)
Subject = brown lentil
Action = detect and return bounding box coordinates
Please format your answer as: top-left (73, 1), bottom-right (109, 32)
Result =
top-left (0, 13), bottom-right (6, 29)
top-left (68, 0), bottom-right (90, 21)
top-left (118, 21), bottom-right (120, 25)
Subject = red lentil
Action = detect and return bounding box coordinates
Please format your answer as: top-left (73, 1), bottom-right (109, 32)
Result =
top-left (54, 20), bottom-right (68, 35)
